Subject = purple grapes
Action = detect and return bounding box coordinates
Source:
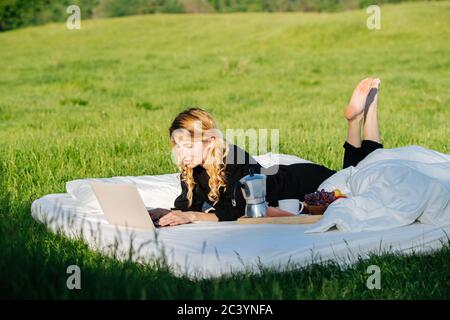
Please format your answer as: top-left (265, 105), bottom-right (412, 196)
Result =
top-left (304, 189), bottom-right (336, 207)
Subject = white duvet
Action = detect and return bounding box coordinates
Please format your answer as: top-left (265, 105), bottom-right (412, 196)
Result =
top-left (308, 146), bottom-right (450, 233)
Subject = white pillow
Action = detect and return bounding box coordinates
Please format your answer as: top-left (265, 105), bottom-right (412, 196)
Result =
top-left (66, 173), bottom-right (182, 212)
top-left (253, 152), bottom-right (312, 167)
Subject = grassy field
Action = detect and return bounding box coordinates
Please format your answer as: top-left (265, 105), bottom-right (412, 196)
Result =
top-left (0, 1), bottom-right (449, 299)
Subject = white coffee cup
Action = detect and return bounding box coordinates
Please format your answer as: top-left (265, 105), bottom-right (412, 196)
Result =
top-left (278, 199), bottom-right (305, 216)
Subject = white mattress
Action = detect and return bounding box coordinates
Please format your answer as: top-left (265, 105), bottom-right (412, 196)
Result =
top-left (31, 192), bottom-right (450, 279)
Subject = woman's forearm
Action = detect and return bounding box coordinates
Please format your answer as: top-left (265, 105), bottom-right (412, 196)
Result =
top-left (187, 211), bottom-right (219, 222)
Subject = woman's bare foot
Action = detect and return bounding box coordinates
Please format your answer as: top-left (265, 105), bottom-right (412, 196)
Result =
top-left (363, 78), bottom-right (381, 143)
top-left (344, 78), bottom-right (374, 122)
top-left (364, 78), bottom-right (381, 119)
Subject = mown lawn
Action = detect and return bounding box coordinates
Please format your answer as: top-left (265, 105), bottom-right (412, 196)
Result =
top-left (0, 1), bottom-right (449, 299)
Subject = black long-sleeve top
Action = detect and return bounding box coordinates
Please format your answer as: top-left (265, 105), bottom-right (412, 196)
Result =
top-left (171, 143), bottom-right (336, 221)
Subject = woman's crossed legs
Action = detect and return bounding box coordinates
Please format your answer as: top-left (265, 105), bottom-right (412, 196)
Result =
top-left (343, 78), bottom-right (383, 169)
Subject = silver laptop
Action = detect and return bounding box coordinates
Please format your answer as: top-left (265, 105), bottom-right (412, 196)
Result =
top-left (90, 182), bottom-right (155, 230)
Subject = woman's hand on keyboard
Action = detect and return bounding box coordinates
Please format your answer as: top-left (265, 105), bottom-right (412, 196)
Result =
top-left (159, 210), bottom-right (194, 227)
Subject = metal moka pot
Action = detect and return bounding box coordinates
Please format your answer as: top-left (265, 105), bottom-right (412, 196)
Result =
top-left (232, 170), bottom-right (268, 218)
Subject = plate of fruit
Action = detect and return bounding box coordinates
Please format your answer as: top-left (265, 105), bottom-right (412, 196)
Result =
top-left (303, 189), bottom-right (347, 215)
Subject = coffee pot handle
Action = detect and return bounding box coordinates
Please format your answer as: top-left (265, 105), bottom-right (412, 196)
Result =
top-left (231, 181), bottom-right (244, 207)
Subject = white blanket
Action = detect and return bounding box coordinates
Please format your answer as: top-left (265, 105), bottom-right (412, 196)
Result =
top-left (308, 146), bottom-right (450, 233)
top-left (30, 147), bottom-right (450, 278)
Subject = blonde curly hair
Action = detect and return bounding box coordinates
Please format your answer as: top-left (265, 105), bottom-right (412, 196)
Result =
top-left (169, 107), bottom-right (229, 208)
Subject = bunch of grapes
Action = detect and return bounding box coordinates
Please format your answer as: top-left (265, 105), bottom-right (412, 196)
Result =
top-left (304, 189), bottom-right (337, 207)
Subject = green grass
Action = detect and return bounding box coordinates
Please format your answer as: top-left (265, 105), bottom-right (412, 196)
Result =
top-left (1, 1), bottom-right (449, 299)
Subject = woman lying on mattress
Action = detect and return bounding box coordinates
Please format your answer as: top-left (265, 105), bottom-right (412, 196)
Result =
top-left (158, 78), bottom-right (383, 227)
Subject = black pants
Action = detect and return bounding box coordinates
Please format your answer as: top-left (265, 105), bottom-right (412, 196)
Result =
top-left (342, 140), bottom-right (383, 169)
top-left (265, 140), bottom-right (383, 205)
